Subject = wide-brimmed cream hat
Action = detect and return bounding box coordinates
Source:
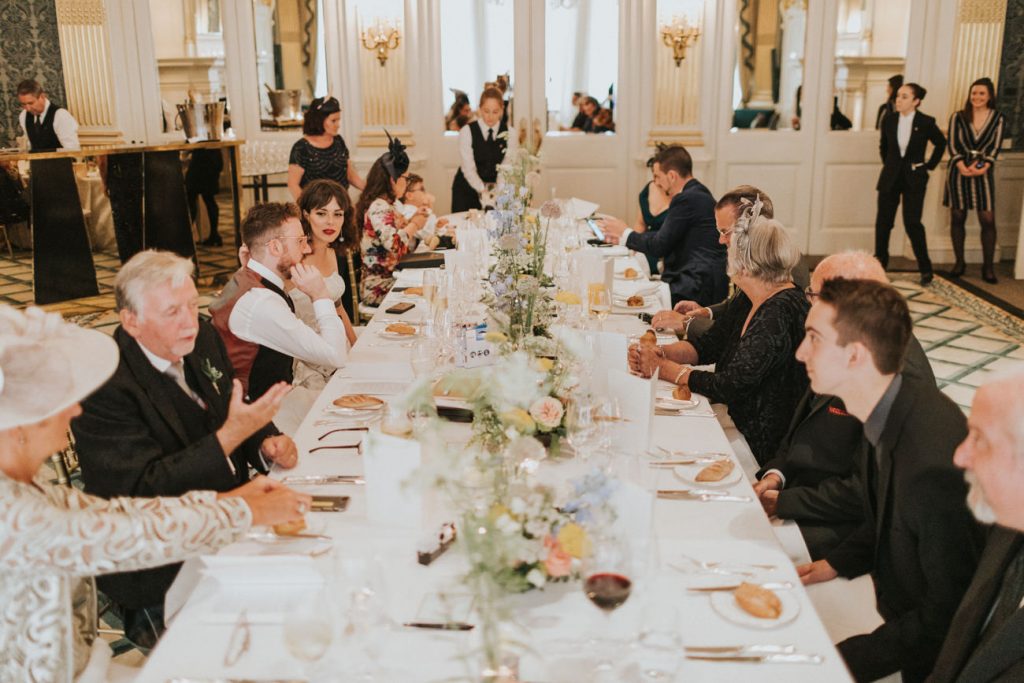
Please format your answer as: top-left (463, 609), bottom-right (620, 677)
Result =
top-left (0, 305), bottom-right (119, 431)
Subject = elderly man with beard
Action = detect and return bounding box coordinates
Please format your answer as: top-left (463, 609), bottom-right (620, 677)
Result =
top-left (211, 203), bottom-right (349, 430)
top-left (927, 371), bottom-right (1024, 683)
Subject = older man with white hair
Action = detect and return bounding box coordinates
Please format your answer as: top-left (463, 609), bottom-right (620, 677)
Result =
top-left (928, 371), bottom-right (1024, 682)
top-left (72, 250), bottom-right (299, 649)
top-left (753, 251), bottom-right (935, 559)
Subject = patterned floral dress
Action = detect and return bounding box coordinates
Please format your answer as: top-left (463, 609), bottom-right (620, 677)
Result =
top-left (359, 197), bottom-right (413, 306)
top-left (0, 471), bottom-right (251, 682)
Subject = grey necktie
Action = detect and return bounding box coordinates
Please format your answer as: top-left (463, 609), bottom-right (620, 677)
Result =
top-left (166, 360), bottom-right (206, 409)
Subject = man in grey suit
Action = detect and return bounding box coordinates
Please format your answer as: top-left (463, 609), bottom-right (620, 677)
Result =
top-left (928, 371), bottom-right (1024, 683)
top-left (753, 251), bottom-right (935, 559)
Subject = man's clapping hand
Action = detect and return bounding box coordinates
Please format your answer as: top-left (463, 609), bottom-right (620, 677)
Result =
top-left (220, 475), bottom-right (311, 527)
top-left (290, 263), bottom-right (330, 301)
top-left (216, 380), bottom-right (291, 455)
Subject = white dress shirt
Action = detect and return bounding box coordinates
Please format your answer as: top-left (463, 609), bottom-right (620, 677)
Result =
top-left (18, 100), bottom-right (81, 151)
top-left (228, 259), bottom-right (349, 369)
top-left (458, 119), bottom-right (518, 193)
top-left (897, 111), bottom-right (915, 158)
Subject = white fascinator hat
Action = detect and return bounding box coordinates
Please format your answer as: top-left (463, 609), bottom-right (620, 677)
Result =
top-left (0, 305), bottom-right (119, 431)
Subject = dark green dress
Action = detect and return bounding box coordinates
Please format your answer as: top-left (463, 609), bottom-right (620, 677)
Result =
top-left (638, 182), bottom-right (668, 274)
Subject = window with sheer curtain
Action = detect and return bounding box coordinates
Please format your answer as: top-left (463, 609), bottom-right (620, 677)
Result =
top-left (440, 0), bottom-right (515, 126)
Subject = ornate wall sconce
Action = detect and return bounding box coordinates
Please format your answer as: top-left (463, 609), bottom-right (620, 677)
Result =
top-left (660, 15), bottom-right (701, 67)
top-left (361, 18), bottom-right (400, 67)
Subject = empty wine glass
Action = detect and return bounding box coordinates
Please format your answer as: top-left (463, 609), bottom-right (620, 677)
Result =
top-left (565, 398), bottom-right (600, 461)
top-left (283, 589), bottom-right (334, 680)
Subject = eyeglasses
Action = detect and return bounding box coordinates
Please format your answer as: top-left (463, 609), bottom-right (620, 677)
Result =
top-left (804, 285), bottom-right (820, 302)
top-left (266, 234), bottom-right (310, 247)
top-left (716, 226), bottom-right (734, 238)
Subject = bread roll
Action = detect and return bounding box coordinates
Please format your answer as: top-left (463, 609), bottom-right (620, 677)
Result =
top-left (695, 459), bottom-right (735, 482)
top-left (333, 394), bottom-right (385, 410)
top-left (385, 322), bottom-right (417, 335)
top-left (273, 518), bottom-right (307, 536)
top-left (627, 295), bottom-right (645, 307)
top-left (404, 286), bottom-right (424, 296)
top-left (623, 267), bottom-right (639, 279)
top-left (672, 386), bottom-right (692, 401)
top-left (734, 582), bottom-right (782, 619)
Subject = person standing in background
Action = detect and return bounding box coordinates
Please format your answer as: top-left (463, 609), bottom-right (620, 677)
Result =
top-left (875, 74), bottom-right (903, 130)
top-left (287, 96), bottom-right (365, 199)
top-left (944, 77), bottom-right (1005, 284)
top-left (450, 87), bottom-right (517, 213)
top-left (874, 82), bottom-right (946, 286)
top-left (16, 79), bottom-right (80, 151)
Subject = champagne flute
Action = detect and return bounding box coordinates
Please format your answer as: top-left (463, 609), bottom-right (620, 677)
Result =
top-left (422, 270), bottom-right (438, 310)
top-left (588, 284), bottom-right (611, 331)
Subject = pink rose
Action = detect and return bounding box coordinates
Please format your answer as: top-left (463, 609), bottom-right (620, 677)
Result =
top-left (529, 396), bottom-right (564, 431)
top-left (543, 536), bottom-right (573, 577)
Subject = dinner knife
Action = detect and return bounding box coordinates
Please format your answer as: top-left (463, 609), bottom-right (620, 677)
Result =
top-left (686, 644), bottom-right (795, 654)
top-left (648, 458), bottom-right (726, 466)
top-left (402, 621), bottom-right (475, 631)
top-left (281, 475), bottom-right (363, 485)
top-left (687, 581), bottom-right (793, 592)
top-left (656, 490), bottom-right (751, 502)
top-left (685, 653), bottom-right (823, 664)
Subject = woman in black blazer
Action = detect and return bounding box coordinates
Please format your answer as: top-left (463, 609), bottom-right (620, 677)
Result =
top-left (874, 82), bottom-right (946, 285)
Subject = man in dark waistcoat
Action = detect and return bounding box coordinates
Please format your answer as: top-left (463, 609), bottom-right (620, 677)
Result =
top-left (16, 78), bottom-right (80, 151)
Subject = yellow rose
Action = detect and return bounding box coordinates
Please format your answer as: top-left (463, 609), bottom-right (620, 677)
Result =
top-left (554, 291), bottom-right (581, 305)
top-left (499, 408), bottom-right (536, 434)
top-left (534, 357), bottom-right (554, 372)
top-left (557, 522), bottom-right (591, 558)
top-left (489, 503), bottom-right (511, 522)
top-left (484, 331), bottom-right (508, 343)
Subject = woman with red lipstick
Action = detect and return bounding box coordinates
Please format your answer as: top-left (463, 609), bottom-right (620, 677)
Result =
top-left (290, 180), bottom-right (358, 391)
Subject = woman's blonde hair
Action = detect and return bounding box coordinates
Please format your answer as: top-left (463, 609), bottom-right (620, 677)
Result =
top-left (727, 216), bottom-right (801, 285)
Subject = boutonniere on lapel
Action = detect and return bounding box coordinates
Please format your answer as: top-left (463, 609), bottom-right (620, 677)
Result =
top-left (200, 358), bottom-right (223, 394)
top-left (496, 130), bottom-right (509, 141)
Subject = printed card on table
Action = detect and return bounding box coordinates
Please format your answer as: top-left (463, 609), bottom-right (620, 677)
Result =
top-left (605, 367), bottom-right (657, 455)
top-left (363, 430), bottom-right (423, 530)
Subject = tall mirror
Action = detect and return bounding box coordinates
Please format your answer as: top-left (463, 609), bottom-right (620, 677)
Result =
top-left (832, 0), bottom-right (911, 131)
top-left (149, 0), bottom-right (227, 133)
top-left (545, 0), bottom-right (620, 135)
top-left (439, 0), bottom-right (514, 133)
top-left (731, 0), bottom-right (808, 131)
top-left (252, 0), bottom-right (327, 131)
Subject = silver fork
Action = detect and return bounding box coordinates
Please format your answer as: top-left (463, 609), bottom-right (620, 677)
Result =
top-left (678, 552), bottom-right (777, 572)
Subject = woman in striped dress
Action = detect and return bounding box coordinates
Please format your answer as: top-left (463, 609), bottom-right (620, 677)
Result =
top-left (944, 77), bottom-right (1005, 283)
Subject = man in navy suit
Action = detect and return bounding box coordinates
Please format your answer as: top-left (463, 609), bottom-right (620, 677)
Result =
top-left (928, 371), bottom-right (1024, 683)
top-left (597, 145), bottom-right (727, 306)
top-left (875, 82), bottom-right (946, 285)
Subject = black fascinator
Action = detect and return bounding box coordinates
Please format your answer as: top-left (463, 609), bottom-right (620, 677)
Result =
top-left (311, 96), bottom-right (341, 115)
top-left (380, 130), bottom-right (409, 180)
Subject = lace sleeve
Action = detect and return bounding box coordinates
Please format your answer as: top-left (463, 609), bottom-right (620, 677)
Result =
top-left (0, 479), bottom-right (251, 577)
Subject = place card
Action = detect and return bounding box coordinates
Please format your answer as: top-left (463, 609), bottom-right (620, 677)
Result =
top-left (362, 430), bottom-right (423, 530)
top-left (606, 367), bottom-right (657, 454)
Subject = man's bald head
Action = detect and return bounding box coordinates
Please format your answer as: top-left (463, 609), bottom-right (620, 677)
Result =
top-left (811, 251), bottom-right (888, 292)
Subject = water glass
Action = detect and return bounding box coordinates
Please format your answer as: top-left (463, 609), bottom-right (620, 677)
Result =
top-left (410, 338), bottom-right (435, 380)
top-left (633, 579), bottom-right (683, 680)
top-left (283, 590), bottom-right (334, 679)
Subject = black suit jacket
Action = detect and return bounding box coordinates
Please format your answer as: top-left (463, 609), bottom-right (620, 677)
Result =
top-left (877, 111), bottom-right (946, 193)
top-left (762, 336), bottom-right (935, 525)
top-left (625, 178), bottom-right (727, 306)
top-left (826, 375), bottom-right (983, 683)
top-left (72, 321), bottom-right (276, 608)
top-left (928, 527), bottom-right (1024, 683)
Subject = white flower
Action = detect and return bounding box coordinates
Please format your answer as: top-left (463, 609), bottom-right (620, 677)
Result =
top-left (529, 396), bottom-right (564, 430)
top-left (526, 568), bottom-right (547, 588)
top-left (495, 514), bottom-right (519, 535)
top-left (509, 497), bottom-right (527, 515)
top-left (489, 352), bottom-right (546, 411)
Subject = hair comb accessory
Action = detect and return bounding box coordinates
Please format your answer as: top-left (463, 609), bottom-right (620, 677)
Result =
top-left (733, 195), bottom-right (764, 237)
top-left (380, 129), bottom-right (410, 180)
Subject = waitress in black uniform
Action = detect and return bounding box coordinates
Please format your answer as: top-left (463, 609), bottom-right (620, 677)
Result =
top-left (451, 87), bottom-right (518, 212)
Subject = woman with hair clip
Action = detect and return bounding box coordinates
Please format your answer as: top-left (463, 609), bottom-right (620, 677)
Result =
top-left (291, 180), bottom-right (359, 392)
top-left (450, 87), bottom-right (518, 212)
top-left (357, 133), bottom-right (429, 306)
top-left (944, 77), bottom-right (1006, 283)
top-left (287, 96), bottom-right (365, 199)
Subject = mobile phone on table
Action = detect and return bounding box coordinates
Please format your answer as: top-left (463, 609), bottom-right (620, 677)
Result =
top-left (311, 495), bottom-right (349, 512)
top-left (585, 217), bottom-right (605, 242)
top-left (386, 302), bottom-right (416, 314)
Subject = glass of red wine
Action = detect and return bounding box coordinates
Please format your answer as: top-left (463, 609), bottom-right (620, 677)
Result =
top-left (582, 534), bottom-right (633, 672)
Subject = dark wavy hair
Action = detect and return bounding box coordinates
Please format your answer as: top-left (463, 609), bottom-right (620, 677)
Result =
top-left (298, 179), bottom-right (356, 254)
top-left (354, 159), bottom-right (396, 231)
top-left (303, 96), bottom-right (341, 136)
top-left (959, 77), bottom-right (997, 121)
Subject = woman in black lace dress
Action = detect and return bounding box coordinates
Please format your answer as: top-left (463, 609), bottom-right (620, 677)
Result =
top-left (287, 97), bottom-right (365, 199)
top-left (629, 212), bottom-right (809, 464)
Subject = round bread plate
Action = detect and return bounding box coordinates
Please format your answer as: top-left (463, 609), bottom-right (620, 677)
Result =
top-left (377, 329), bottom-right (418, 340)
top-left (613, 295), bottom-right (657, 312)
top-left (709, 588), bottom-right (800, 629)
top-left (672, 461), bottom-right (743, 488)
top-left (656, 395), bottom-right (700, 410)
top-left (614, 271), bottom-right (644, 281)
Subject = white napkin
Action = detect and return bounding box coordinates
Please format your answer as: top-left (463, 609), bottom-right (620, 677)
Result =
top-left (606, 368), bottom-right (657, 454)
top-left (565, 197), bottom-right (600, 220)
top-left (363, 430), bottom-right (423, 530)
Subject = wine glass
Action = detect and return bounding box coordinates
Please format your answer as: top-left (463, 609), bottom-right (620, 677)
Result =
top-left (588, 284), bottom-right (611, 331)
top-left (410, 338), bottom-right (435, 380)
top-left (565, 398), bottom-right (600, 461)
top-left (422, 270), bottom-right (438, 310)
top-left (283, 590), bottom-right (334, 680)
top-left (594, 397), bottom-right (622, 471)
top-left (633, 578), bottom-right (683, 680)
top-left (582, 534), bottom-right (633, 672)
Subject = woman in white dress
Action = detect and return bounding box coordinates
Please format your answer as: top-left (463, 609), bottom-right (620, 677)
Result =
top-left (0, 305), bottom-right (310, 683)
top-left (290, 179), bottom-right (359, 392)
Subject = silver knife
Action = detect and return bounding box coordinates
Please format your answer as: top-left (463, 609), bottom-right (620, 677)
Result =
top-left (657, 490), bottom-right (751, 502)
top-left (281, 475), bottom-right (363, 485)
top-left (687, 581), bottom-right (793, 592)
top-left (686, 653), bottom-right (823, 664)
top-left (649, 458), bottom-right (726, 466)
top-left (686, 644), bottom-right (795, 654)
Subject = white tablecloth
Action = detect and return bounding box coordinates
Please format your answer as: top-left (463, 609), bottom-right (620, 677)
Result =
top-left (138, 264), bottom-right (869, 683)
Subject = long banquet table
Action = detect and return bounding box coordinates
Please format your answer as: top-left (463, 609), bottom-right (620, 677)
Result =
top-left (138, 250), bottom-right (856, 683)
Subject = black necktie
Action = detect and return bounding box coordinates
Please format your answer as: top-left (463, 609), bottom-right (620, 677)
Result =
top-left (487, 128), bottom-right (494, 143)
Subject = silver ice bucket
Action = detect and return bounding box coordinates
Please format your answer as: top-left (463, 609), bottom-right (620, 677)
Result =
top-left (266, 89), bottom-right (302, 120)
top-left (176, 101), bottom-right (225, 141)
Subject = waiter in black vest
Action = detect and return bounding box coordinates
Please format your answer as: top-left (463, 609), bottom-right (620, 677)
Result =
top-left (16, 79), bottom-right (80, 151)
top-left (451, 87), bottom-right (518, 212)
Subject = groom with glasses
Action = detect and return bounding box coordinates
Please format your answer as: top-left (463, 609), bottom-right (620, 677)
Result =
top-left (211, 202), bottom-right (349, 405)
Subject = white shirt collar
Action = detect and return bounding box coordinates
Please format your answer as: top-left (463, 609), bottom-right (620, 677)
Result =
top-left (136, 340), bottom-right (174, 373)
top-left (246, 259), bottom-right (285, 290)
top-left (899, 111), bottom-right (915, 122)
